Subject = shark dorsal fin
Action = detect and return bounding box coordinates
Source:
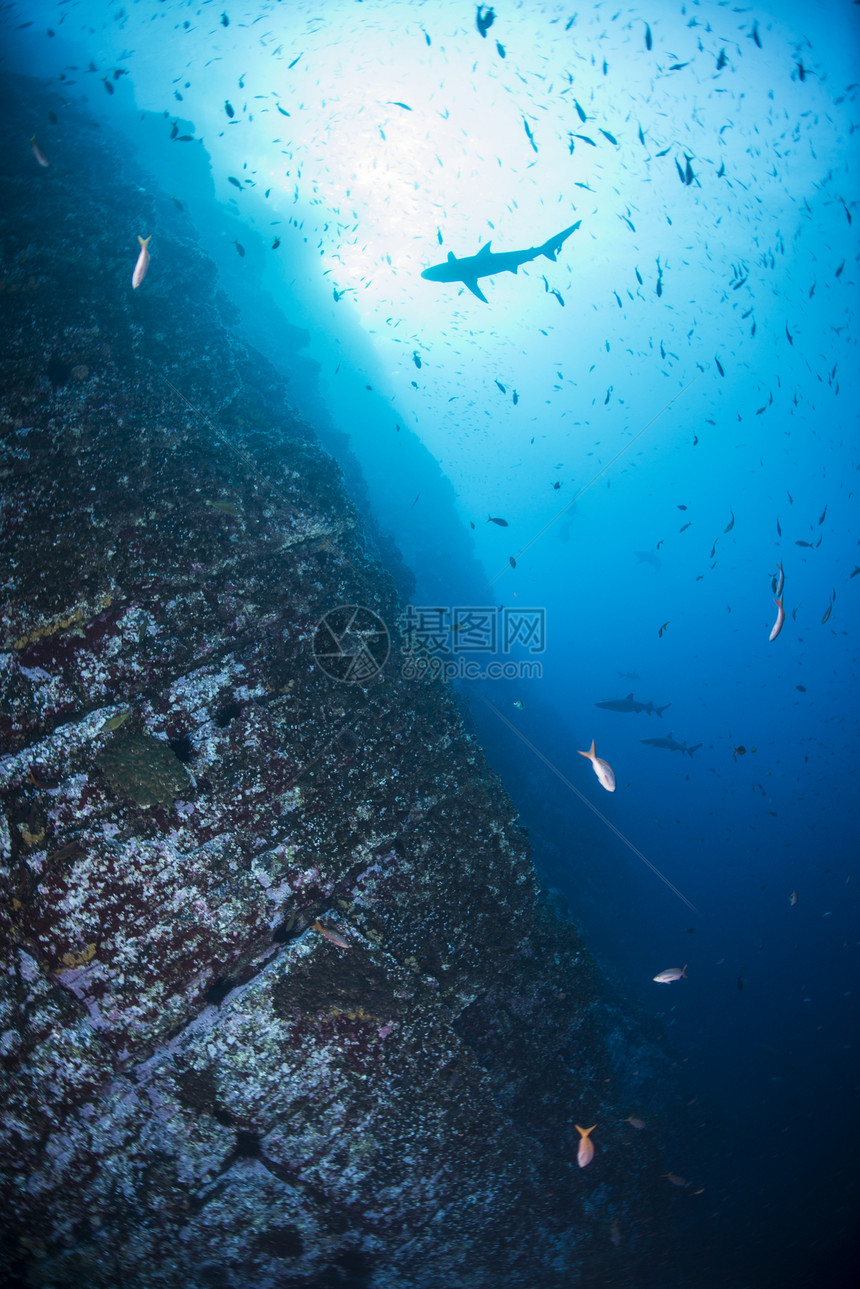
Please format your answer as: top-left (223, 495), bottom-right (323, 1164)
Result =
top-left (477, 241), bottom-right (493, 256)
top-left (447, 252), bottom-right (456, 262)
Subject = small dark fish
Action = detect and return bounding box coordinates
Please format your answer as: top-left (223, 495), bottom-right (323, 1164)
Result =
top-left (388, 101), bottom-right (412, 110)
top-left (716, 48), bottom-right (728, 70)
top-left (680, 521), bottom-right (692, 532)
top-left (225, 100), bottom-right (234, 118)
top-left (476, 5), bottom-right (495, 38)
top-left (821, 602), bottom-right (833, 624)
top-left (488, 515), bottom-right (509, 527)
top-left (669, 62), bottom-right (689, 72)
top-left (818, 505), bottom-right (827, 525)
top-left (228, 175), bottom-right (243, 189)
top-left (777, 517), bottom-right (782, 536)
top-left (796, 685), bottom-right (807, 692)
top-left (677, 504), bottom-right (688, 511)
top-left (523, 118), bottom-right (538, 152)
top-left (233, 240), bottom-right (245, 257)
top-left (221, 11), bottom-right (229, 26)
top-left (635, 267), bottom-right (643, 284)
top-left (288, 53), bottom-right (303, 69)
top-left (600, 129), bottom-right (618, 145)
top-left (509, 556), bottom-right (517, 568)
top-left (512, 388), bottom-right (518, 405)
top-left (271, 237), bottom-right (280, 249)
top-left (574, 99), bottom-right (587, 122)
top-left (496, 40), bottom-right (506, 58)
top-left (658, 621), bottom-right (670, 638)
top-left (835, 260), bottom-right (845, 277)
top-left (715, 356), bottom-right (725, 377)
top-left (795, 540), bottom-right (813, 548)
top-left (412, 351), bottom-right (422, 369)
top-left (276, 104), bottom-right (290, 116)
top-left (574, 133), bottom-right (596, 146)
top-left (551, 289), bottom-right (565, 307)
top-left (786, 325), bottom-right (793, 345)
top-left (102, 77), bottom-right (114, 95)
top-left (170, 121), bottom-right (179, 139)
top-left (495, 380), bottom-right (506, 393)
top-left (724, 512), bottom-right (735, 533)
top-left (644, 22), bottom-right (652, 51)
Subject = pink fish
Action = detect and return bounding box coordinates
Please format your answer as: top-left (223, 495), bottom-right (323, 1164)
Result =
top-left (313, 918), bottom-right (350, 949)
top-left (132, 234), bottom-right (151, 289)
top-left (769, 595), bottom-right (784, 642)
top-left (577, 739), bottom-right (616, 792)
top-left (653, 964), bottom-right (687, 983)
top-left (29, 134), bottom-right (49, 167)
top-left (575, 1123), bottom-right (596, 1168)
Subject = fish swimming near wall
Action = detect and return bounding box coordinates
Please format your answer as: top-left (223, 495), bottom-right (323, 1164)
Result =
top-left (132, 234), bottom-right (151, 289)
top-left (577, 739), bottom-right (616, 791)
top-left (575, 1124), bottom-right (596, 1167)
top-left (421, 222), bottom-right (581, 303)
top-left (653, 965), bottom-right (687, 983)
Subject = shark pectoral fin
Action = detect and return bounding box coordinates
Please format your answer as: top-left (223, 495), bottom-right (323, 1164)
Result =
top-left (464, 279), bottom-right (488, 303)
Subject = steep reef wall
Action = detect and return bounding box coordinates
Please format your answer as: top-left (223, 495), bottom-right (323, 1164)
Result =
top-left (0, 78), bottom-right (676, 1289)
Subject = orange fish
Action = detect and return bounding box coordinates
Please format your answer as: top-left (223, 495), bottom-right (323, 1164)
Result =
top-left (577, 739), bottom-right (616, 792)
top-left (313, 918), bottom-right (350, 949)
top-left (29, 134), bottom-right (49, 167)
top-left (575, 1123), bottom-right (596, 1168)
top-left (653, 965), bottom-right (687, 983)
top-left (132, 234), bottom-right (151, 289)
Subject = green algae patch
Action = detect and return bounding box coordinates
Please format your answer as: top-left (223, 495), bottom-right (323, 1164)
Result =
top-left (96, 729), bottom-right (192, 807)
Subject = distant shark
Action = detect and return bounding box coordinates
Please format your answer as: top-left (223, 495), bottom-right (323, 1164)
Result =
top-left (421, 222), bottom-right (581, 303)
top-left (634, 550), bottom-right (662, 571)
top-left (596, 693), bottom-right (671, 717)
top-left (640, 732), bottom-right (702, 757)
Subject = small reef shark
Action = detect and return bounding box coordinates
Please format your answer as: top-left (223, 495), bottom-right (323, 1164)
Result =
top-left (421, 221), bottom-right (581, 302)
top-left (595, 693), bottom-right (671, 717)
top-left (634, 550), bottom-right (662, 571)
top-left (641, 732), bottom-right (702, 757)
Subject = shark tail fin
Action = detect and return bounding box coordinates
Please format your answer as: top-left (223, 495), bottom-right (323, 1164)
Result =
top-left (657, 704), bottom-right (671, 718)
top-left (687, 743), bottom-right (702, 757)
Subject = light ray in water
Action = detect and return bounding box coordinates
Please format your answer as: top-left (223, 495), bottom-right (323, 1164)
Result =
top-left (488, 375), bottom-right (699, 586)
top-left (483, 698), bottom-right (700, 914)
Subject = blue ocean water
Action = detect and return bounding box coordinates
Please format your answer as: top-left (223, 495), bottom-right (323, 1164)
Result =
top-left (3, 1), bottom-right (858, 1285)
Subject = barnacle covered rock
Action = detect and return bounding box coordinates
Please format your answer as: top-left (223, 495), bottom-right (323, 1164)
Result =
top-left (0, 74), bottom-right (679, 1289)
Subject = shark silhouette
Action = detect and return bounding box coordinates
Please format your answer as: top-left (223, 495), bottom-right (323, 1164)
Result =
top-left (640, 733), bottom-right (702, 757)
top-left (421, 222), bottom-right (581, 302)
top-left (595, 693), bottom-right (671, 717)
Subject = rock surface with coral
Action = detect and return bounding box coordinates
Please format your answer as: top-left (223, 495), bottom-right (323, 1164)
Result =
top-left (0, 77), bottom-right (678, 1288)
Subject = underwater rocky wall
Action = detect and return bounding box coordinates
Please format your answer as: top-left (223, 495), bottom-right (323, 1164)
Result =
top-left (1, 78), bottom-right (678, 1289)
